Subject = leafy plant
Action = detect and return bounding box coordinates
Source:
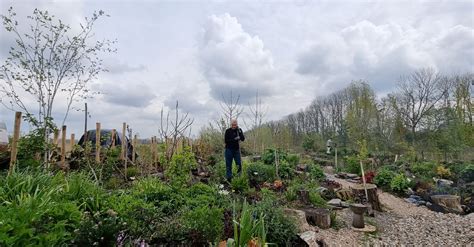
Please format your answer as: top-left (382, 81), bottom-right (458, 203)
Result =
top-left (460, 164), bottom-right (474, 183)
top-left (410, 162), bottom-right (437, 179)
top-left (231, 200), bottom-right (266, 247)
top-left (390, 173), bottom-right (409, 193)
top-left (308, 164), bottom-right (325, 181)
top-left (343, 155), bottom-right (361, 175)
top-left (183, 205), bottom-right (223, 244)
top-left (247, 162), bottom-right (275, 187)
top-left (231, 176), bottom-right (250, 194)
top-left (374, 169), bottom-right (395, 189)
top-left (436, 165), bottom-right (452, 179)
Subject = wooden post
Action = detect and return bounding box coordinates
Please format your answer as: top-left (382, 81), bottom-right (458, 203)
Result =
top-left (53, 129), bottom-right (59, 146)
top-left (111, 129), bottom-right (116, 148)
top-left (121, 123), bottom-right (126, 161)
top-left (95, 122), bottom-right (101, 163)
top-left (132, 134), bottom-right (137, 163)
top-left (8, 112), bottom-right (22, 175)
top-left (84, 102), bottom-right (88, 142)
top-left (151, 136), bottom-right (157, 166)
top-left (61, 125), bottom-right (66, 170)
top-left (335, 147), bottom-right (338, 170)
top-left (360, 161), bottom-right (369, 200)
top-left (70, 133), bottom-right (75, 151)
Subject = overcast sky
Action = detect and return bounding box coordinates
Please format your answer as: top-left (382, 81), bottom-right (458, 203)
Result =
top-left (0, 0), bottom-right (473, 138)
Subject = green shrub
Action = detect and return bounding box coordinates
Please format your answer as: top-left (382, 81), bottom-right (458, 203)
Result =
top-left (460, 164), bottom-right (474, 183)
top-left (343, 156), bottom-right (361, 175)
top-left (182, 206), bottom-right (223, 243)
top-left (287, 154), bottom-right (300, 166)
top-left (231, 176), bottom-right (249, 193)
top-left (374, 169), bottom-right (396, 189)
top-left (125, 166), bottom-right (140, 177)
top-left (309, 191), bottom-right (327, 207)
top-left (165, 147), bottom-right (197, 184)
top-left (390, 174), bottom-right (409, 193)
top-left (278, 160), bottom-right (295, 180)
top-left (410, 162), bottom-right (437, 179)
top-left (308, 164), bottom-right (325, 181)
top-left (262, 148), bottom-right (287, 165)
top-left (131, 178), bottom-right (184, 214)
top-left (254, 196), bottom-right (297, 246)
top-left (63, 172), bottom-right (107, 212)
top-left (247, 162), bottom-right (275, 186)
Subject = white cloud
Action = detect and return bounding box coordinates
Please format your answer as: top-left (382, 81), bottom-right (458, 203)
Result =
top-left (199, 13), bottom-right (276, 102)
top-left (296, 19), bottom-right (473, 92)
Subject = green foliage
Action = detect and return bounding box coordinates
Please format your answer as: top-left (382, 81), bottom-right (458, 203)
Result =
top-left (232, 200), bottom-right (266, 247)
top-left (254, 194), bottom-right (298, 246)
top-left (247, 162), bottom-right (275, 185)
top-left (165, 147), bottom-right (197, 184)
top-left (374, 168), bottom-right (396, 189)
top-left (390, 174), bottom-right (409, 193)
top-left (410, 162), bottom-right (437, 179)
top-left (308, 164), bottom-right (325, 181)
top-left (16, 128), bottom-right (46, 168)
top-left (231, 176), bottom-right (249, 194)
top-left (278, 159), bottom-right (295, 180)
top-left (286, 154), bottom-right (300, 166)
top-left (309, 191), bottom-right (327, 207)
top-left (262, 148), bottom-right (287, 165)
top-left (344, 156), bottom-right (361, 175)
top-left (460, 164), bottom-right (474, 183)
top-left (182, 206), bottom-right (223, 243)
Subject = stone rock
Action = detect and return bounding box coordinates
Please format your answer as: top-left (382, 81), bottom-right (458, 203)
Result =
top-left (433, 178), bottom-right (454, 187)
top-left (299, 231), bottom-right (318, 247)
top-left (328, 199), bottom-right (342, 207)
top-left (346, 173), bottom-right (359, 179)
top-left (323, 166), bottom-right (335, 174)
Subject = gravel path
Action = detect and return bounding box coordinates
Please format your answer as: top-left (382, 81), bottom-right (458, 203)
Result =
top-left (320, 175), bottom-right (474, 246)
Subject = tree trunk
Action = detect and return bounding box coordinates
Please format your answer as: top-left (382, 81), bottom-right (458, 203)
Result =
top-left (304, 208), bottom-right (330, 229)
top-left (351, 183), bottom-right (382, 212)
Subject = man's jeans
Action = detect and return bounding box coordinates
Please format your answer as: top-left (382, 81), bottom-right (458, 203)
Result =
top-left (225, 148), bottom-right (242, 182)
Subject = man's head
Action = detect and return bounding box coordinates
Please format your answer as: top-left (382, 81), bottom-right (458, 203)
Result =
top-left (231, 119), bottom-right (238, 129)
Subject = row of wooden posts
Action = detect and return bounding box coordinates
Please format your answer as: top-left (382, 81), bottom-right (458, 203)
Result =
top-left (7, 111), bottom-right (167, 175)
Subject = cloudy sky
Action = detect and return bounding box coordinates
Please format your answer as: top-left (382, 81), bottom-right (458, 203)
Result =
top-left (0, 0), bottom-right (473, 138)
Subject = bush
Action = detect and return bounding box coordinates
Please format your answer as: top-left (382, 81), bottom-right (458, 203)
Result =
top-left (308, 164), bottom-right (325, 181)
top-left (247, 162), bottom-right (275, 186)
top-left (286, 154), bottom-right (300, 166)
top-left (262, 148), bottom-right (287, 165)
top-left (374, 169), bottom-right (396, 189)
top-left (390, 174), bottom-right (409, 193)
top-left (278, 160), bottom-right (295, 180)
top-left (343, 156), bottom-right (361, 175)
top-left (165, 147), bottom-right (197, 184)
top-left (182, 206), bottom-right (223, 244)
top-left (460, 164), bottom-right (474, 183)
top-left (231, 176), bottom-right (249, 194)
top-left (254, 197), bottom-right (298, 246)
top-left (436, 165), bottom-right (452, 179)
top-left (411, 162), bottom-right (437, 179)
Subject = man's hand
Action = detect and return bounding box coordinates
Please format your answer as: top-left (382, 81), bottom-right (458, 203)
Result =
top-left (234, 136), bottom-right (240, 141)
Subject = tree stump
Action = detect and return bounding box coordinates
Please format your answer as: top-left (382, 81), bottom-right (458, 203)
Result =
top-left (351, 183), bottom-right (382, 212)
top-left (297, 190), bottom-right (310, 205)
top-left (304, 208), bottom-right (331, 229)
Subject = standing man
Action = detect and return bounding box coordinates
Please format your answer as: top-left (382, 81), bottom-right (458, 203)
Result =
top-left (224, 119), bottom-right (245, 182)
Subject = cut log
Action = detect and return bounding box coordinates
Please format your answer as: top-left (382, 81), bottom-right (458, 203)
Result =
top-left (298, 190), bottom-right (310, 205)
top-left (304, 208), bottom-right (331, 229)
top-left (430, 195), bottom-right (463, 214)
top-left (351, 183), bottom-right (382, 212)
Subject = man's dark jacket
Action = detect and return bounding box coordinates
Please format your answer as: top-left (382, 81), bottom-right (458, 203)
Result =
top-left (224, 128), bottom-right (245, 150)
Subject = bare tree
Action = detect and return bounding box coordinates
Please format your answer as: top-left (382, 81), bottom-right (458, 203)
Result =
top-left (390, 68), bottom-right (448, 144)
top-left (0, 7), bottom-right (115, 164)
top-left (245, 91), bottom-right (267, 153)
top-left (159, 101), bottom-right (194, 162)
top-left (219, 90), bottom-right (244, 127)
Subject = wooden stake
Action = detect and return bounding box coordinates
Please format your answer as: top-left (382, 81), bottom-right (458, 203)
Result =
top-left (70, 133), bottom-right (75, 151)
top-left (95, 122), bottom-right (101, 163)
top-left (121, 123), bottom-right (126, 160)
top-left (132, 134), bottom-right (137, 163)
top-left (8, 112), bottom-right (22, 175)
top-left (61, 125), bottom-right (66, 170)
top-left (53, 129), bottom-right (59, 146)
top-left (111, 129), bottom-right (116, 148)
top-left (360, 160), bottom-right (369, 200)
